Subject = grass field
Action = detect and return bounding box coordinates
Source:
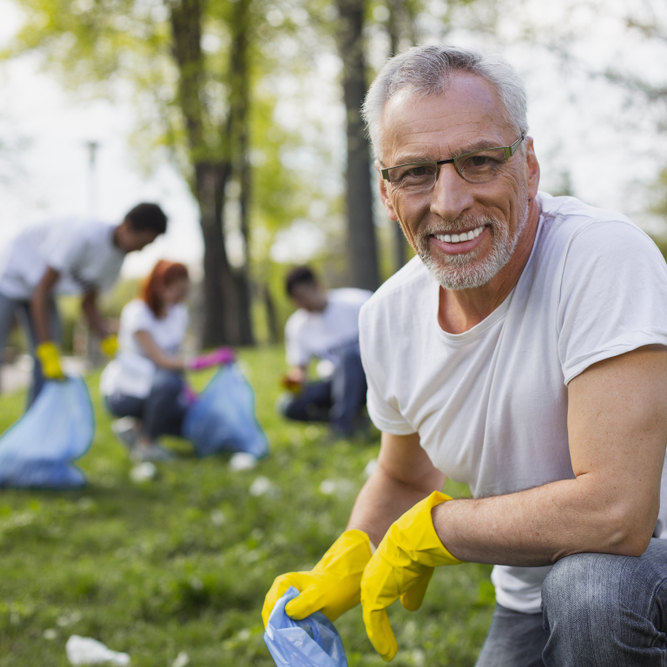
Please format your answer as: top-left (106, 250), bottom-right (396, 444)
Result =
top-left (0, 345), bottom-right (494, 666)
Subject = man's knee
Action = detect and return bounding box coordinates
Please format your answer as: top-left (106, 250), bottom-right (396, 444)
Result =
top-left (542, 545), bottom-right (667, 665)
top-left (542, 552), bottom-right (619, 624)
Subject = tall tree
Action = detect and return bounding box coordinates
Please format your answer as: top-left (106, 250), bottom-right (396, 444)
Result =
top-left (164, 0), bottom-right (255, 345)
top-left (385, 0), bottom-right (418, 272)
top-left (334, 0), bottom-right (380, 291)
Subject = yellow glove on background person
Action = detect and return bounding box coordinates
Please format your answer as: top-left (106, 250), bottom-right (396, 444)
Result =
top-left (262, 529), bottom-right (373, 627)
top-left (36, 341), bottom-right (65, 380)
top-left (361, 491), bottom-right (463, 661)
top-left (99, 334), bottom-right (118, 357)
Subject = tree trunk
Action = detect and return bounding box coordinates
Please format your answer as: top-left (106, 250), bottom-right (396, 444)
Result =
top-left (195, 161), bottom-right (239, 347)
top-left (170, 0), bottom-right (254, 347)
top-left (386, 0), bottom-right (417, 273)
top-left (335, 0), bottom-right (379, 291)
top-left (230, 0), bottom-right (255, 345)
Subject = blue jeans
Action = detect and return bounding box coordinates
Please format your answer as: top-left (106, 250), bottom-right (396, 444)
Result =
top-left (476, 538), bottom-right (667, 666)
top-left (0, 292), bottom-right (61, 407)
top-left (105, 368), bottom-right (187, 439)
top-left (281, 346), bottom-right (367, 436)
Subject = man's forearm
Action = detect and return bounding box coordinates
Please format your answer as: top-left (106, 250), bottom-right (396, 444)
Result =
top-left (81, 292), bottom-right (109, 338)
top-left (31, 286), bottom-right (55, 344)
top-left (432, 475), bottom-right (659, 566)
top-left (347, 466), bottom-right (443, 549)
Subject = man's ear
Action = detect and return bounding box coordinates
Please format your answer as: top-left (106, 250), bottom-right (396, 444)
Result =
top-left (376, 161), bottom-right (399, 221)
top-left (523, 136), bottom-right (540, 198)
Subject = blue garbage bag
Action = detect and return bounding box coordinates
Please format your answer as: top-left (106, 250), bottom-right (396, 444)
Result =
top-left (264, 587), bottom-right (348, 667)
top-left (0, 376), bottom-right (94, 488)
top-left (182, 364), bottom-right (269, 459)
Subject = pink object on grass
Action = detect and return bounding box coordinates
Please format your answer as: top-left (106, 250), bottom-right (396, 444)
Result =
top-left (188, 347), bottom-right (235, 371)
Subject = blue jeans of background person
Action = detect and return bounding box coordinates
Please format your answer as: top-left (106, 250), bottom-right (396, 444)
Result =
top-left (105, 368), bottom-right (187, 439)
top-left (0, 292), bottom-right (61, 407)
top-left (281, 346), bottom-right (367, 436)
top-left (475, 538), bottom-right (667, 666)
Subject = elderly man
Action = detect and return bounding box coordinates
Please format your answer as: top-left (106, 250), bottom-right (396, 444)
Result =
top-left (263, 45), bottom-right (667, 665)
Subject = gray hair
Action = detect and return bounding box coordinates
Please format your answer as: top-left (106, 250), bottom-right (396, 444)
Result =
top-left (362, 45), bottom-right (528, 160)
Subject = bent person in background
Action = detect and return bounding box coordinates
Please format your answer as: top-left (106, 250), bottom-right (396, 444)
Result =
top-left (264, 44), bottom-right (667, 665)
top-left (0, 202), bottom-right (167, 405)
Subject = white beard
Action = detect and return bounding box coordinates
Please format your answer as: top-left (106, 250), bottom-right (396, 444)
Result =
top-left (416, 200), bottom-right (530, 291)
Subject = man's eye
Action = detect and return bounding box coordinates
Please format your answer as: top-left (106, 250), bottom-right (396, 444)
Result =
top-left (458, 150), bottom-right (504, 173)
top-left (405, 165), bottom-right (434, 178)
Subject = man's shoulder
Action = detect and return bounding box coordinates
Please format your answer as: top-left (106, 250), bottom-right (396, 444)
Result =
top-left (285, 308), bottom-right (309, 335)
top-left (539, 192), bottom-right (635, 234)
top-left (537, 192), bottom-right (655, 257)
top-left (77, 219), bottom-right (116, 243)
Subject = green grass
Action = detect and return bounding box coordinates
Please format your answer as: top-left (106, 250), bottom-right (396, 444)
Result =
top-left (0, 345), bottom-right (494, 666)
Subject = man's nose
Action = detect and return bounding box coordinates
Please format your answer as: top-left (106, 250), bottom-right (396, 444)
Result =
top-left (429, 162), bottom-right (475, 220)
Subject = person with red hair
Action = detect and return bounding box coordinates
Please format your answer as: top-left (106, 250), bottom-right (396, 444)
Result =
top-left (101, 259), bottom-right (202, 461)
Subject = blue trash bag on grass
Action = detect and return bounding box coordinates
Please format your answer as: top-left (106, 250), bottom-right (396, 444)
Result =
top-left (182, 363), bottom-right (269, 459)
top-left (0, 376), bottom-right (94, 488)
top-left (264, 587), bottom-right (348, 667)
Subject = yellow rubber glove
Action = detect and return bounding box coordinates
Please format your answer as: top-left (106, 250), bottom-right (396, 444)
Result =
top-left (99, 334), bottom-right (118, 357)
top-left (361, 491), bottom-right (463, 661)
top-left (36, 341), bottom-right (65, 380)
top-left (262, 529), bottom-right (373, 628)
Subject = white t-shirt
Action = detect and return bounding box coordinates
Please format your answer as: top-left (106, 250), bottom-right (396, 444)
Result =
top-left (0, 218), bottom-right (124, 299)
top-left (359, 193), bottom-right (667, 613)
top-left (285, 288), bottom-right (373, 368)
top-left (100, 299), bottom-right (188, 399)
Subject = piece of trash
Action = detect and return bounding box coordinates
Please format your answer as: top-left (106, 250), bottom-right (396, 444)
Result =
top-left (249, 476), bottom-right (273, 497)
top-left (172, 651), bottom-right (189, 667)
top-left (66, 635), bottom-right (130, 666)
top-left (129, 462), bottom-right (157, 482)
top-left (229, 452), bottom-right (258, 471)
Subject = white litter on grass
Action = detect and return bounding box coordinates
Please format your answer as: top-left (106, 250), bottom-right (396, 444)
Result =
top-left (229, 452), bottom-right (257, 471)
top-left (66, 635), bottom-right (130, 665)
top-left (172, 651), bottom-right (190, 667)
top-left (249, 476), bottom-right (274, 497)
top-left (319, 478), bottom-right (356, 496)
top-left (210, 509), bottom-right (226, 526)
top-left (129, 462), bottom-right (157, 482)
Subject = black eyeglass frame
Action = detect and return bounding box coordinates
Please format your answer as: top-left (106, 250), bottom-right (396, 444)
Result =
top-left (380, 133), bottom-right (526, 186)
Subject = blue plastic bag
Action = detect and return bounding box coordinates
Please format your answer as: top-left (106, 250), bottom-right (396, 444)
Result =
top-left (264, 587), bottom-right (348, 667)
top-left (182, 364), bottom-right (269, 459)
top-left (0, 377), bottom-right (94, 488)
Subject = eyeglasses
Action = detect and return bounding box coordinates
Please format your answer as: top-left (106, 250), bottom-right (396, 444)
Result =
top-left (381, 133), bottom-right (525, 193)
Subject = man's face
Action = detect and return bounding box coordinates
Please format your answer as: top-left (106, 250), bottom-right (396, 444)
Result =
top-left (376, 72), bottom-right (540, 291)
top-left (289, 283), bottom-right (326, 312)
top-left (114, 221), bottom-right (160, 253)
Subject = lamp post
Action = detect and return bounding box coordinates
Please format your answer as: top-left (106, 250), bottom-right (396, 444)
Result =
top-left (85, 140), bottom-right (99, 217)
